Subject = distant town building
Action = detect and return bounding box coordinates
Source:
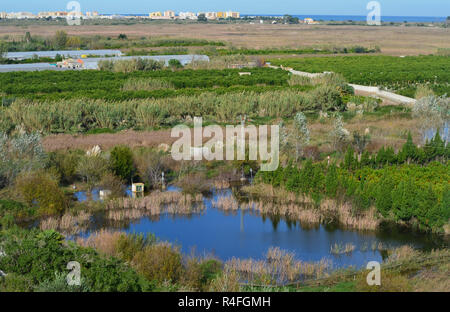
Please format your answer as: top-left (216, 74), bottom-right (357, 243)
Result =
top-left (179, 12), bottom-right (197, 20)
top-left (304, 18), bottom-right (317, 24)
top-left (225, 11), bottom-right (240, 19)
top-left (164, 10), bottom-right (175, 18)
top-left (149, 11), bottom-right (162, 18)
top-left (8, 12), bottom-right (36, 19)
top-left (205, 12), bottom-right (217, 20)
top-left (0, 12), bottom-right (7, 19)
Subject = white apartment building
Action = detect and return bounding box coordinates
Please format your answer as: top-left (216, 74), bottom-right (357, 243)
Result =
top-left (164, 10), bottom-right (175, 18)
top-left (204, 12), bottom-right (217, 20)
top-left (179, 12), bottom-right (197, 20)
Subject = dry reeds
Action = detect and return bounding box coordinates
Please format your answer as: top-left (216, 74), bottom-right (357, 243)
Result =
top-left (226, 247), bottom-right (331, 286)
top-left (241, 184), bottom-right (379, 230)
top-left (40, 211), bottom-right (92, 235)
top-left (330, 242), bottom-right (356, 255)
top-left (105, 190), bottom-right (205, 221)
top-left (76, 229), bottom-right (124, 257)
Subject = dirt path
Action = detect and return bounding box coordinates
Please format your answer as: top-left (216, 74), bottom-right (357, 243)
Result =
top-left (42, 129), bottom-right (176, 152)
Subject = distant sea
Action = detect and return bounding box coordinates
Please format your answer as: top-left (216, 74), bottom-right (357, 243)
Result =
top-left (246, 15), bottom-right (447, 23)
top-left (111, 13), bottom-right (446, 23)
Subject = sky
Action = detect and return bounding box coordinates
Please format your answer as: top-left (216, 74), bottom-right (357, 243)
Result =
top-left (1, 0), bottom-right (449, 17)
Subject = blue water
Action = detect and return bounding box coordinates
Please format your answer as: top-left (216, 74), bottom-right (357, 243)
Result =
top-left (77, 186), bottom-right (445, 269)
top-left (251, 14), bottom-right (447, 23)
top-left (103, 14), bottom-right (447, 23)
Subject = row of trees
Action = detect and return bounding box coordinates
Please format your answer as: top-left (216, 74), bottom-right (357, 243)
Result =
top-left (256, 158), bottom-right (449, 232)
top-left (342, 131), bottom-right (449, 170)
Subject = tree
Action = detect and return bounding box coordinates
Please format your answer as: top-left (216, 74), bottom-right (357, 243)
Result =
top-left (168, 59), bottom-right (183, 69)
top-left (398, 132), bottom-right (417, 164)
top-left (110, 146), bottom-right (134, 182)
top-left (24, 32), bottom-right (32, 43)
top-left (16, 171), bottom-right (66, 216)
top-left (197, 14), bottom-right (207, 22)
top-left (118, 34), bottom-right (128, 40)
top-left (375, 172), bottom-right (394, 217)
top-left (283, 15), bottom-right (299, 24)
top-left (0, 132), bottom-right (46, 188)
top-left (352, 131), bottom-right (370, 157)
top-left (54, 31), bottom-right (68, 49)
top-left (0, 41), bottom-right (7, 62)
top-left (331, 114), bottom-right (350, 152)
top-left (280, 112), bottom-right (310, 161)
top-left (343, 147), bottom-right (357, 171)
top-left (76, 155), bottom-right (110, 190)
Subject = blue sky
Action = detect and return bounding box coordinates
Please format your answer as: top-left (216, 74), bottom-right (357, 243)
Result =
top-left (1, 0), bottom-right (449, 17)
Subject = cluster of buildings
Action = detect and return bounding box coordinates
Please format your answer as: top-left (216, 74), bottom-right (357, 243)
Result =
top-left (149, 11), bottom-right (240, 20)
top-left (0, 10), bottom-right (240, 20)
top-left (0, 11), bottom-right (100, 19)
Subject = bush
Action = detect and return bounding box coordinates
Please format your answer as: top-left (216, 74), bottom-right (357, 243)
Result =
top-left (185, 258), bottom-right (222, 291)
top-left (132, 242), bottom-right (184, 283)
top-left (0, 199), bottom-right (35, 220)
top-left (47, 150), bottom-right (82, 184)
top-left (34, 272), bottom-right (91, 292)
top-left (110, 146), bottom-right (135, 181)
top-left (116, 233), bottom-right (156, 262)
top-left (168, 59), bottom-right (183, 69)
top-left (76, 155), bottom-right (110, 189)
top-left (310, 85), bottom-right (344, 111)
top-left (0, 228), bottom-right (149, 292)
top-left (0, 273), bottom-right (34, 292)
top-left (208, 270), bottom-right (240, 292)
top-left (15, 171), bottom-right (66, 216)
top-left (356, 270), bottom-right (411, 292)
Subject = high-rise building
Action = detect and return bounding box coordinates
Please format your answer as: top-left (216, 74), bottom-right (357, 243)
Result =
top-left (164, 10), bottom-right (175, 18)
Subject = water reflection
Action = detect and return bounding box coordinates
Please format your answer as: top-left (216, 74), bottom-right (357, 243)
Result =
top-left (75, 185), bottom-right (448, 269)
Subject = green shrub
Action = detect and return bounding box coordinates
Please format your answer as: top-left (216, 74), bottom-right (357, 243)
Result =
top-left (0, 199), bottom-right (35, 220)
top-left (0, 273), bottom-right (34, 292)
top-left (309, 85), bottom-right (344, 111)
top-left (185, 258), bottom-right (222, 291)
top-left (47, 150), bottom-right (82, 184)
top-left (15, 171), bottom-right (66, 216)
top-left (116, 233), bottom-right (156, 262)
top-left (110, 146), bottom-right (135, 181)
top-left (168, 59), bottom-right (183, 69)
top-left (132, 243), bottom-right (184, 283)
top-left (0, 228), bottom-right (149, 292)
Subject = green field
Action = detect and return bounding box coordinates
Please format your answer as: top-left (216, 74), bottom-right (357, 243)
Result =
top-left (0, 67), bottom-right (291, 101)
top-left (269, 55), bottom-right (450, 97)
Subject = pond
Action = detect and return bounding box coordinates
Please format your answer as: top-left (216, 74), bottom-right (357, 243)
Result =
top-left (73, 184), bottom-right (448, 269)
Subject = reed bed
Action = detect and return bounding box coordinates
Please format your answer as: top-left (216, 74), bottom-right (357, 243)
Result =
top-left (330, 242), bottom-right (356, 255)
top-left (76, 229), bottom-right (124, 257)
top-left (39, 211), bottom-right (92, 235)
top-left (241, 184), bottom-right (379, 230)
top-left (3, 89), bottom-right (317, 133)
top-left (226, 247), bottom-right (331, 286)
top-left (105, 191), bottom-right (205, 221)
top-left (211, 180), bottom-right (231, 190)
